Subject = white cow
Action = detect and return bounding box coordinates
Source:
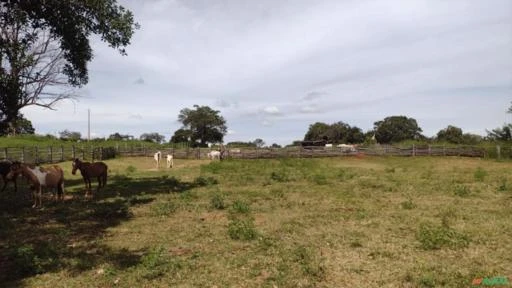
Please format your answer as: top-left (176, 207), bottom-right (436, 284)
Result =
top-left (207, 150), bottom-right (221, 160)
top-left (166, 154), bottom-right (174, 168)
top-left (154, 151), bottom-right (162, 168)
top-left (337, 144), bottom-right (357, 152)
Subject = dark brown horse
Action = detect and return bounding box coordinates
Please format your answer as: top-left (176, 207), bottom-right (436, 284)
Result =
top-left (0, 160), bottom-right (19, 193)
top-left (7, 162), bottom-right (65, 208)
top-left (72, 158), bottom-right (108, 197)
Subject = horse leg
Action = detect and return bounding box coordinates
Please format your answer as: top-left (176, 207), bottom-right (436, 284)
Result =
top-left (0, 176), bottom-right (6, 192)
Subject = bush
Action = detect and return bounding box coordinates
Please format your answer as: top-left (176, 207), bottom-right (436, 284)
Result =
top-left (210, 194), bottom-right (225, 210)
top-left (230, 200), bottom-right (250, 214)
top-left (228, 219), bottom-right (258, 240)
top-left (417, 222), bottom-right (470, 250)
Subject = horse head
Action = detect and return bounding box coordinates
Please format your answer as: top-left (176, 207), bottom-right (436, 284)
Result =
top-left (71, 158), bottom-right (82, 175)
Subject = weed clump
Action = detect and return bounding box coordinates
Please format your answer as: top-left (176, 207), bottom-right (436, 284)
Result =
top-left (210, 194), bottom-right (225, 210)
top-left (417, 222), bottom-right (470, 250)
top-left (228, 219), bottom-right (258, 240)
top-left (474, 167), bottom-right (488, 182)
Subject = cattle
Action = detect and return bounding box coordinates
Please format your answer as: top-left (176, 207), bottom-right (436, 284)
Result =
top-left (166, 154), bottom-right (174, 168)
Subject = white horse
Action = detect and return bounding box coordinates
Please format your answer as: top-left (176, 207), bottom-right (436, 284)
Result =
top-left (154, 151), bottom-right (162, 168)
top-left (166, 154), bottom-right (174, 168)
top-left (207, 150), bottom-right (221, 160)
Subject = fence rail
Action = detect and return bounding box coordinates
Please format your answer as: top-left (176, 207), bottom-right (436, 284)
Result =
top-left (0, 144), bottom-right (496, 164)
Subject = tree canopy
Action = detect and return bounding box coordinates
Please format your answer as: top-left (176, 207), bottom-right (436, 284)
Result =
top-left (174, 105), bottom-right (227, 147)
top-left (304, 121), bottom-right (364, 144)
top-left (374, 116), bottom-right (423, 144)
top-left (0, 0), bottom-right (138, 135)
top-left (140, 132), bottom-right (165, 144)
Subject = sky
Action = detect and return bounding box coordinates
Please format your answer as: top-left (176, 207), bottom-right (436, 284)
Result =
top-left (22, 0), bottom-right (512, 146)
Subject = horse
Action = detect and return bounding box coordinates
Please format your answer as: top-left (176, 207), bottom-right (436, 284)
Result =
top-left (207, 150), bottom-right (221, 160)
top-left (72, 158), bottom-right (108, 198)
top-left (7, 162), bottom-right (65, 208)
top-left (0, 160), bottom-right (18, 193)
top-left (154, 151), bottom-right (162, 168)
top-left (166, 154), bottom-right (174, 168)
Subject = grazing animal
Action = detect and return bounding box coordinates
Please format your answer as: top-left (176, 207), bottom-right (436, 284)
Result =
top-left (154, 151), bottom-right (162, 168)
top-left (0, 160), bottom-right (18, 193)
top-left (8, 162), bottom-right (64, 208)
top-left (72, 158), bottom-right (108, 198)
top-left (337, 144), bottom-right (357, 152)
top-left (166, 154), bottom-right (174, 168)
top-left (207, 150), bottom-right (221, 160)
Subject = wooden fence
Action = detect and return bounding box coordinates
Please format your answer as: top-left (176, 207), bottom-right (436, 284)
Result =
top-left (0, 144), bottom-right (492, 164)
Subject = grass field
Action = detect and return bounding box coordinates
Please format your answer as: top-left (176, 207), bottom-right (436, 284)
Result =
top-left (1, 156), bottom-right (511, 287)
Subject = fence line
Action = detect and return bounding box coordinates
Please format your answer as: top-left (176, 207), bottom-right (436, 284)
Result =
top-left (0, 144), bottom-right (493, 164)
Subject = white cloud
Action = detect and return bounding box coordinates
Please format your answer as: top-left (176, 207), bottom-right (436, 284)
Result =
top-left (262, 106), bottom-right (281, 115)
top-left (20, 0), bottom-right (512, 146)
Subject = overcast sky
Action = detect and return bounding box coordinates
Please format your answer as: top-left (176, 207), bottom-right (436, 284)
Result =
top-left (22, 0), bottom-right (512, 145)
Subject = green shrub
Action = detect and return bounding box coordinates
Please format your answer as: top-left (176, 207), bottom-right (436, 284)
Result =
top-left (228, 219), bottom-right (258, 240)
top-left (474, 167), bottom-right (488, 182)
top-left (454, 184), bottom-right (471, 197)
top-left (417, 222), bottom-right (470, 250)
top-left (230, 200), bottom-right (250, 214)
top-left (210, 194), bottom-right (225, 210)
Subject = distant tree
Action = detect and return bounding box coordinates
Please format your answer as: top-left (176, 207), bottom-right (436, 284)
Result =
top-left (140, 132), bottom-right (165, 143)
top-left (170, 128), bottom-right (193, 143)
top-left (253, 138), bottom-right (265, 148)
top-left (304, 122), bottom-right (330, 141)
top-left (108, 132), bottom-right (132, 140)
top-left (271, 143), bottom-right (281, 148)
top-left (59, 129), bottom-right (81, 141)
top-left (304, 121), bottom-right (364, 143)
top-left (226, 141), bottom-right (256, 147)
top-left (374, 116), bottom-right (423, 144)
top-left (436, 125), bottom-right (464, 144)
top-left (461, 133), bottom-right (482, 145)
top-left (487, 124), bottom-right (512, 141)
top-left (177, 105), bottom-right (227, 147)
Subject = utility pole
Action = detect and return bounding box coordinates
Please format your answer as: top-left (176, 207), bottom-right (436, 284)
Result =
top-left (88, 108), bottom-right (90, 142)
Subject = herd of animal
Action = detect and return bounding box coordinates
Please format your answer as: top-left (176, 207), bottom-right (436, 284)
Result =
top-left (0, 158), bottom-right (108, 208)
top-left (1, 150), bottom-right (224, 208)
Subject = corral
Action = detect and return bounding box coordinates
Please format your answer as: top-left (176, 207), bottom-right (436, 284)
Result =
top-left (0, 156), bottom-right (511, 287)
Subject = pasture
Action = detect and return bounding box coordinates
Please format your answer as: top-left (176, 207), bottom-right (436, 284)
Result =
top-left (0, 156), bottom-right (511, 287)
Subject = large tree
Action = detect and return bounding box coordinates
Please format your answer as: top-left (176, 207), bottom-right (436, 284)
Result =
top-left (0, 1), bottom-right (138, 135)
top-left (436, 125), bottom-right (464, 144)
top-left (374, 116), bottom-right (423, 144)
top-left (177, 105), bottom-right (227, 146)
top-left (304, 121), bottom-right (364, 144)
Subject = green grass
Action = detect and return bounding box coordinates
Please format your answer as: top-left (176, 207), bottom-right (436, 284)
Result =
top-left (0, 156), bottom-right (511, 287)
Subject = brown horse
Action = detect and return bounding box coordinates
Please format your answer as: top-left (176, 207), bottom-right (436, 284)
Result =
top-left (0, 160), bottom-right (18, 193)
top-left (7, 162), bottom-right (65, 208)
top-left (72, 158), bottom-right (108, 198)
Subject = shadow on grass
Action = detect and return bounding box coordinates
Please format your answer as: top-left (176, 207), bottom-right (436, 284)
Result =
top-left (0, 174), bottom-right (216, 285)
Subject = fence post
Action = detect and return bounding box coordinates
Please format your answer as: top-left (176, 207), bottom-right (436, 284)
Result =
top-left (3, 147), bottom-right (7, 159)
top-left (72, 145), bottom-right (76, 159)
top-left (428, 145), bottom-right (431, 156)
top-left (34, 146), bottom-right (39, 164)
top-left (21, 146), bottom-right (25, 162)
top-left (412, 144), bottom-right (415, 156)
top-left (60, 146), bottom-right (64, 162)
top-left (497, 145), bottom-right (501, 160)
top-left (100, 147), bottom-right (103, 160)
top-left (49, 146), bottom-right (52, 163)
